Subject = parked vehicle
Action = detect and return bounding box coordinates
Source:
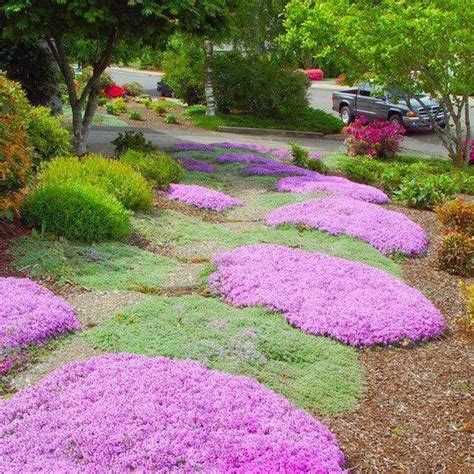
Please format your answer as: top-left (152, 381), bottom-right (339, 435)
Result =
top-left (332, 82), bottom-right (447, 130)
top-left (157, 78), bottom-right (174, 98)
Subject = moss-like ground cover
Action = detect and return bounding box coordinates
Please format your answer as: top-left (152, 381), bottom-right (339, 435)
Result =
top-left (11, 237), bottom-right (178, 291)
top-left (85, 295), bottom-right (364, 415)
top-left (134, 209), bottom-right (401, 276)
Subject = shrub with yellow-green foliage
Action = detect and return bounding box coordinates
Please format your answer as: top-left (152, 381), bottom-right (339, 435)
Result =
top-left (28, 106), bottom-right (71, 166)
top-left (22, 182), bottom-right (131, 242)
top-left (39, 155), bottom-right (153, 211)
top-left (0, 76), bottom-right (33, 216)
top-left (460, 283), bottom-right (474, 333)
top-left (121, 149), bottom-right (183, 189)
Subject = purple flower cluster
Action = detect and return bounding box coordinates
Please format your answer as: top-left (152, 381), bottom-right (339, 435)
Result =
top-left (272, 149), bottom-right (323, 161)
top-left (0, 277), bottom-right (80, 350)
top-left (209, 244), bottom-right (445, 346)
top-left (212, 141), bottom-right (273, 154)
top-left (266, 197), bottom-right (427, 256)
top-left (0, 354), bottom-right (346, 472)
top-left (173, 141), bottom-right (216, 152)
top-left (177, 156), bottom-right (215, 173)
top-left (166, 183), bottom-right (242, 211)
top-left (216, 152), bottom-right (315, 177)
top-left (276, 176), bottom-right (389, 204)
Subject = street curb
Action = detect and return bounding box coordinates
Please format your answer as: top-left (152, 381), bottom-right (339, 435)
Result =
top-left (218, 126), bottom-right (324, 138)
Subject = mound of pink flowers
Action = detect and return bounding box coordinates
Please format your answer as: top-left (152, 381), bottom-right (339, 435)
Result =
top-left (210, 244), bottom-right (445, 346)
top-left (0, 277), bottom-right (80, 350)
top-left (266, 197), bottom-right (427, 256)
top-left (0, 353), bottom-right (346, 472)
top-left (177, 156), bottom-right (215, 173)
top-left (276, 176), bottom-right (389, 204)
top-left (166, 184), bottom-right (242, 211)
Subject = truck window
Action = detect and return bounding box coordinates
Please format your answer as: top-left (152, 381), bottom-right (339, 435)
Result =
top-left (359, 82), bottom-right (372, 97)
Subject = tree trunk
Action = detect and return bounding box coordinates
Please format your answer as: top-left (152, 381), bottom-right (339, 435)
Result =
top-left (204, 39), bottom-right (216, 117)
top-left (45, 32), bottom-right (118, 156)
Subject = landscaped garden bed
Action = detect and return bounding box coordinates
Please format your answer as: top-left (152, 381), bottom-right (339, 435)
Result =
top-left (1, 94), bottom-right (472, 470)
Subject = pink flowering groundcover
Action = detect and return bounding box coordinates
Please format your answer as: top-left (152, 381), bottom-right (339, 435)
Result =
top-left (0, 353), bottom-right (346, 472)
top-left (0, 277), bottom-right (80, 350)
top-left (266, 196), bottom-right (427, 256)
top-left (209, 244), bottom-right (444, 347)
top-left (176, 156), bottom-right (215, 173)
top-left (165, 184), bottom-right (242, 212)
top-left (276, 176), bottom-right (389, 204)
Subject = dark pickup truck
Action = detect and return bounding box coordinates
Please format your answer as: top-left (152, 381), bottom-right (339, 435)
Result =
top-left (332, 82), bottom-right (447, 130)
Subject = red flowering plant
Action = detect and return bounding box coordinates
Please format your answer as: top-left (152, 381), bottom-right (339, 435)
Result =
top-left (344, 116), bottom-right (405, 159)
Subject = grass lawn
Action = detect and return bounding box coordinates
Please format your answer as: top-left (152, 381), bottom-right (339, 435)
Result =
top-left (85, 295), bottom-right (364, 415)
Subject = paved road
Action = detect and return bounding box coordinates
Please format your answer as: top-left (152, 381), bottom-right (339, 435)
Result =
top-left (105, 67), bottom-right (466, 158)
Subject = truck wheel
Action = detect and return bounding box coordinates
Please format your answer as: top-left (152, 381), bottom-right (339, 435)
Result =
top-left (340, 106), bottom-right (352, 125)
top-left (389, 113), bottom-right (405, 128)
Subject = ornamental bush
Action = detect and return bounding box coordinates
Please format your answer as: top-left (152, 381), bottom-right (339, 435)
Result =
top-left (437, 232), bottom-right (473, 276)
top-left (460, 283), bottom-right (474, 333)
top-left (28, 106), bottom-right (71, 166)
top-left (435, 199), bottom-right (474, 235)
top-left (123, 81), bottom-right (144, 97)
top-left (344, 116), bottom-right (405, 159)
top-left (0, 76), bottom-right (33, 217)
top-left (112, 131), bottom-right (154, 156)
top-left (394, 174), bottom-right (458, 209)
top-left (39, 155), bottom-right (153, 211)
top-left (22, 182), bottom-right (131, 242)
top-left (105, 98), bottom-right (127, 115)
top-left (121, 149), bottom-right (183, 189)
top-left (214, 53), bottom-right (310, 119)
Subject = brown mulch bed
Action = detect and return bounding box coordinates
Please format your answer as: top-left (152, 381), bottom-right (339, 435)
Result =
top-left (0, 218), bottom-right (29, 277)
top-left (326, 207), bottom-right (473, 472)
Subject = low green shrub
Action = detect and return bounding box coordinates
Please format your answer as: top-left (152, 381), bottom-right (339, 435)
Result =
top-left (135, 96), bottom-right (152, 108)
top-left (339, 157), bottom-right (384, 185)
top-left (437, 232), bottom-right (473, 276)
top-left (291, 143), bottom-right (308, 167)
top-left (120, 149), bottom-right (183, 189)
top-left (22, 182), bottom-right (131, 242)
top-left (393, 174), bottom-right (458, 209)
top-left (306, 158), bottom-right (329, 174)
top-left (111, 131), bottom-right (155, 156)
top-left (97, 97), bottom-right (108, 106)
top-left (184, 104), bottom-right (206, 116)
top-left (165, 113), bottom-right (178, 124)
top-left (105, 98), bottom-right (127, 115)
top-left (28, 106), bottom-right (71, 166)
top-left (129, 111), bottom-right (144, 121)
top-left (40, 155), bottom-right (153, 211)
top-left (123, 82), bottom-right (145, 97)
top-left (151, 101), bottom-right (168, 115)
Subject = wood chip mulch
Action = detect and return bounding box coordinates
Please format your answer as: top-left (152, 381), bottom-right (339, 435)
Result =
top-left (325, 206), bottom-right (473, 472)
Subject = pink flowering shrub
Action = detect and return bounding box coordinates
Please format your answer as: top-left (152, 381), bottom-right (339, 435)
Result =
top-left (344, 116), bottom-right (405, 159)
top-left (266, 196), bottom-right (427, 256)
top-left (177, 156), bottom-right (215, 173)
top-left (210, 244), bottom-right (445, 346)
top-left (300, 69), bottom-right (324, 81)
top-left (0, 277), bottom-right (80, 350)
top-left (276, 176), bottom-right (389, 204)
top-left (166, 184), bottom-right (242, 211)
top-left (0, 353), bottom-right (346, 472)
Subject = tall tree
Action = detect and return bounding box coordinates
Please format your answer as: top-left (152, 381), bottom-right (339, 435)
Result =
top-left (2, 0), bottom-right (231, 155)
top-left (282, 0), bottom-right (474, 165)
